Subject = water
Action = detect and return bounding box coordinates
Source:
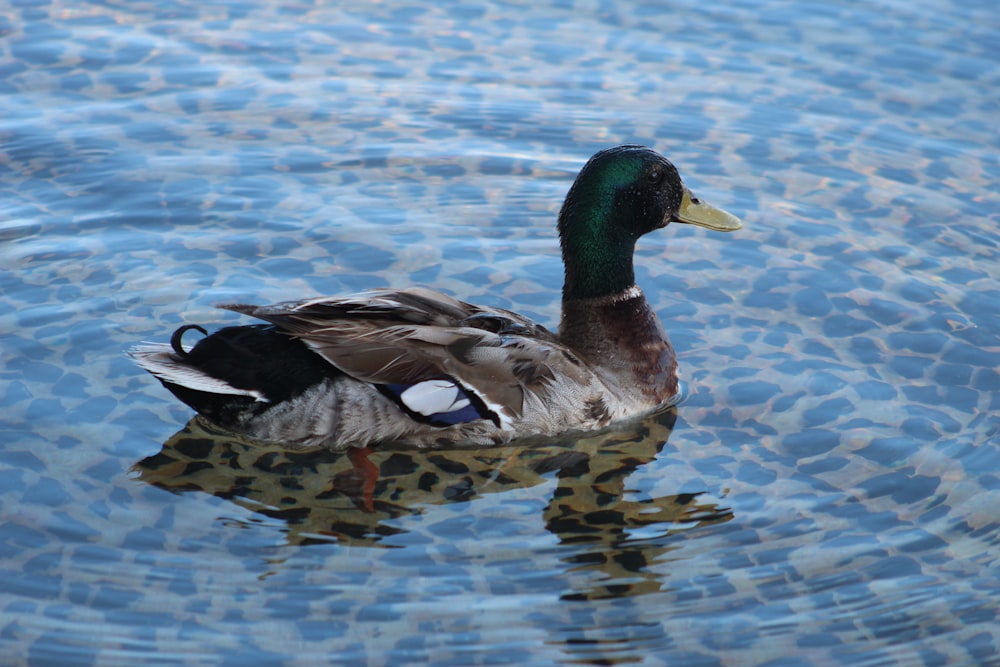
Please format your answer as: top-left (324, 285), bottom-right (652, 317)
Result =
top-left (2, 0), bottom-right (999, 665)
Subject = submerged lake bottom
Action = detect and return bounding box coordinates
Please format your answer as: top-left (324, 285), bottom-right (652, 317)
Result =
top-left (2, 0), bottom-right (1000, 664)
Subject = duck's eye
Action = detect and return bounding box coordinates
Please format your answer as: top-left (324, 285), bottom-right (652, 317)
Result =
top-left (647, 169), bottom-right (662, 183)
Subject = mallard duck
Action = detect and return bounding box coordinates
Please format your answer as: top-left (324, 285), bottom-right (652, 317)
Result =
top-left (130, 145), bottom-right (741, 449)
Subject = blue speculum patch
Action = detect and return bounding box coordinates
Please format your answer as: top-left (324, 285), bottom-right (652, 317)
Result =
top-left (380, 379), bottom-right (491, 427)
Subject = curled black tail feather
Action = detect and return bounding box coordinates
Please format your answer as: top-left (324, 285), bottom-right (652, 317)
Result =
top-left (171, 325), bottom-right (208, 357)
top-left (167, 324), bottom-right (342, 407)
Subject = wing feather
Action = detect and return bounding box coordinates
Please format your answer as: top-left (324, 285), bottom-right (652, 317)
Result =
top-left (221, 288), bottom-right (566, 421)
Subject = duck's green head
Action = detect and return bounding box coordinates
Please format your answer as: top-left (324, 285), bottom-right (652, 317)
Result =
top-left (558, 145), bottom-right (741, 300)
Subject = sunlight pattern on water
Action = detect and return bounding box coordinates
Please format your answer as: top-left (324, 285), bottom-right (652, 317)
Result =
top-left (1, 0), bottom-right (998, 665)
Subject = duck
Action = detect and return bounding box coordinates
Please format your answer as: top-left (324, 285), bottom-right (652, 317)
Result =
top-left (130, 145), bottom-right (741, 449)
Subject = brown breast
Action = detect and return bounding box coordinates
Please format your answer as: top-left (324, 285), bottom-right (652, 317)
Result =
top-left (558, 286), bottom-right (678, 403)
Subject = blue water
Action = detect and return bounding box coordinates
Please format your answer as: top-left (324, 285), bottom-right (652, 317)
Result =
top-left (2, 0), bottom-right (999, 665)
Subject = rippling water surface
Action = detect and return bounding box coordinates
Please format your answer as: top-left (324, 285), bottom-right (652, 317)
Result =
top-left (2, 1), bottom-right (999, 665)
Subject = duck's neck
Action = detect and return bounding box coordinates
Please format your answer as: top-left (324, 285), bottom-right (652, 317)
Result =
top-left (559, 285), bottom-right (661, 354)
top-left (558, 202), bottom-right (639, 301)
top-left (560, 236), bottom-right (637, 301)
top-left (558, 285), bottom-right (678, 400)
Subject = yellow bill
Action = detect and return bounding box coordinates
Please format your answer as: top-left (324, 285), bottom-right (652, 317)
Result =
top-left (673, 188), bottom-right (742, 232)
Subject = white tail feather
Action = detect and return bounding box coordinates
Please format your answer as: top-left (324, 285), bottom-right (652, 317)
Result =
top-left (128, 344), bottom-right (269, 402)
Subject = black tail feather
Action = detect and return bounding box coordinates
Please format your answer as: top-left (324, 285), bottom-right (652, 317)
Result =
top-left (171, 324), bottom-right (209, 357)
top-left (161, 323), bottom-right (342, 425)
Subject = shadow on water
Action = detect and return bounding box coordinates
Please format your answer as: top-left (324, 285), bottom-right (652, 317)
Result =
top-left (134, 408), bottom-right (733, 600)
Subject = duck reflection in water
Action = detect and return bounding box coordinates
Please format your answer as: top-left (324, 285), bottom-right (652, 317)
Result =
top-left (135, 407), bottom-right (732, 600)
